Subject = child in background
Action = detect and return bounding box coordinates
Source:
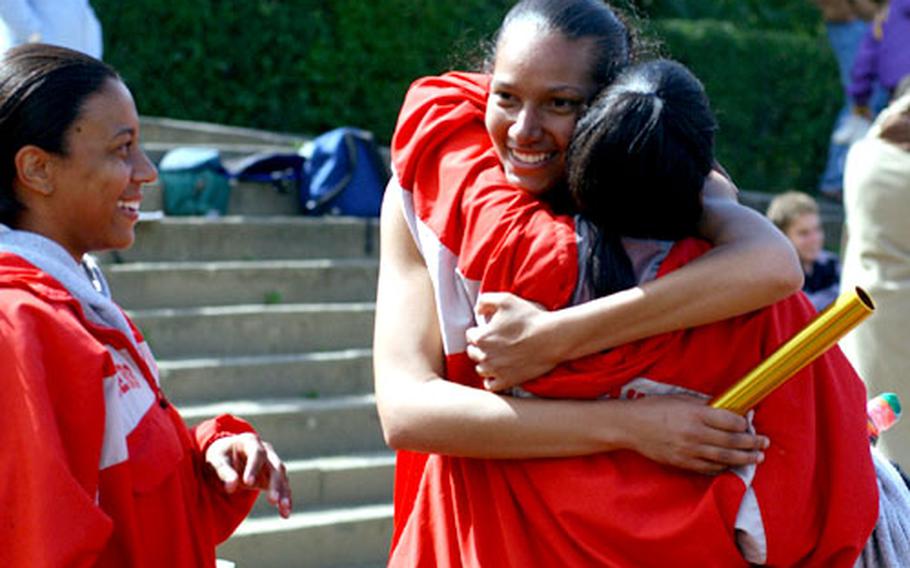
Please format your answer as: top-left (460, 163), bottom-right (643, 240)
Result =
top-left (767, 191), bottom-right (841, 311)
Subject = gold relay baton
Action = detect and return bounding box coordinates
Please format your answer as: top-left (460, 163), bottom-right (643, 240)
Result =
top-left (710, 286), bottom-right (875, 415)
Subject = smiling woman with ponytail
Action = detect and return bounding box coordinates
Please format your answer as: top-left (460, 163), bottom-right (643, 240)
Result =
top-left (0, 43), bottom-right (291, 566)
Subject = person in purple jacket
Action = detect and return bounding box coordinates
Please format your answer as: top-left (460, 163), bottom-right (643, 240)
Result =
top-left (812, 0), bottom-right (881, 201)
top-left (849, 0), bottom-right (910, 115)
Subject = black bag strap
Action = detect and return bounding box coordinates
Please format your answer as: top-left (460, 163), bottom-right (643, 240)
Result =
top-left (225, 153), bottom-right (304, 195)
top-left (236, 168), bottom-right (299, 195)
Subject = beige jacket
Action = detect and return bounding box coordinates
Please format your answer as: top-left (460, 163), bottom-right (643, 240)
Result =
top-left (840, 93), bottom-right (910, 466)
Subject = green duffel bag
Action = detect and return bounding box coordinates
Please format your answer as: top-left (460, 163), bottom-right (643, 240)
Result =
top-left (159, 147), bottom-right (232, 216)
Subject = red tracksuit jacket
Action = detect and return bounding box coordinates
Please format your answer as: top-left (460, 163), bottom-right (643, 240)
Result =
top-left (0, 252), bottom-right (258, 567)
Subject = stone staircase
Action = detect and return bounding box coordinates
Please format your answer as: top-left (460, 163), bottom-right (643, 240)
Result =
top-left (100, 117), bottom-right (392, 567)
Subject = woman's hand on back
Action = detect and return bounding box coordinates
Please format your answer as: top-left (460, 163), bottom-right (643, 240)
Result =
top-left (622, 395), bottom-right (769, 474)
top-left (466, 292), bottom-right (565, 391)
top-left (464, 300), bottom-right (770, 473)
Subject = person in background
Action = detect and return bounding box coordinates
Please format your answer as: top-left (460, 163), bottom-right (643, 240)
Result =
top-left (812, 0), bottom-right (882, 201)
top-left (849, 0), bottom-right (910, 118)
top-left (767, 191), bottom-right (841, 311)
top-left (0, 0), bottom-right (102, 58)
top-left (840, 76), bottom-right (910, 470)
top-left (0, 44), bottom-right (291, 567)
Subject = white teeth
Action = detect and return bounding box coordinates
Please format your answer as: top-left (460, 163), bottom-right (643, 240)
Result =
top-left (511, 149), bottom-right (553, 164)
top-left (117, 200), bottom-right (140, 213)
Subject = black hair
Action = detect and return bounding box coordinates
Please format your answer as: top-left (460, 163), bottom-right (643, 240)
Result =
top-left (567, 58), bottom-right (717, 297)
top-left (486, 0), bottom-right (637, 93)
top-left (0, 43), bottom-right (119, 227)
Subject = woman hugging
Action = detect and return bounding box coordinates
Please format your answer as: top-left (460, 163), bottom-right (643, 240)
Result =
top-left (374, 1), bottom-right (876, 566)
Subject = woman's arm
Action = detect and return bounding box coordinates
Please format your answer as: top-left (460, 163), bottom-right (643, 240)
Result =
top-left (373, 187), bottom-right (768, 470)
top-left (469, 172), bottom-right (803, 389)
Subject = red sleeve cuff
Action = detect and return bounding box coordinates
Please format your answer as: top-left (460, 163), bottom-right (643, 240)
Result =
top-left (191, 414), bottom-right (257, 455)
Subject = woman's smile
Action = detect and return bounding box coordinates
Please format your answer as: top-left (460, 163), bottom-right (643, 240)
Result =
top-left (509, 148), bottom-right (557, 166)
top-left (117, 197), bottom-right (142, 219)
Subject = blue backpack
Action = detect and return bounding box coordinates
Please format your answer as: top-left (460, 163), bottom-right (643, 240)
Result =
top-left (302, 127), bottom-right (389, 217)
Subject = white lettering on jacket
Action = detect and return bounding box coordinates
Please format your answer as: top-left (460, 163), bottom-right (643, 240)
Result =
top-left (99, 346), bottom-right (155, 470)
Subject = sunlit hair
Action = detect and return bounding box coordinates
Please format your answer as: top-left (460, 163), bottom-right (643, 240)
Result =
top-left (567, 58), bottom-right (717, 296)
top-left (0, 43), bottom-right (118, 227)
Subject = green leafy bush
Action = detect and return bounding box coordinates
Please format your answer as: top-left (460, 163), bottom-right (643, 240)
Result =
top-left (93, 0), bottom-right (511, 141)
top-left (650, 19), bottom-right (840, 192)
top-left (629, 0), bottom-right (824, 35)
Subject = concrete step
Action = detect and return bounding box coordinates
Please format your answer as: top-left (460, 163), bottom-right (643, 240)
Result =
top-left (158, 349), bottom-right (373, 406)
top-left (247, 453), bottom-right (395, 518)
top-left (132, 303), bottom-right (375, 359)
top-left (217, 504), bottom-right (392, 568)
top-left (96, 216), bottom-right (380, 263)
top-left (141, 116), bottom-right (307, 147)
top-left (143, 141), bottom-right (304, 167)
top-left (141, 179), bottom-right (301, 217)
top-left (223, 180), bottom-right (300, 216)
top-left (140, 182), bottom-right (163, 212)
top-left (179, 395), bottom-right (386, 460)
top-left (106, 259), bottom-right (378, 309)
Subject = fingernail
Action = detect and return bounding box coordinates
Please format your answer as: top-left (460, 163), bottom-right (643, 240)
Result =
top-left (756, 452), bottom-right (765, 464)
top-left (483, 378), bottom-right (494, 390)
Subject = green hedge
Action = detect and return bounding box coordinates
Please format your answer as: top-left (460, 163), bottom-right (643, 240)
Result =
top-left (93, 1), bottom-right (839, 193)
top-left (630, 0), bottom-right (824, 35)
top-left (93, 0), bottom-right (511, 143)
top-left (651, 19), bottom-right (841, 192)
